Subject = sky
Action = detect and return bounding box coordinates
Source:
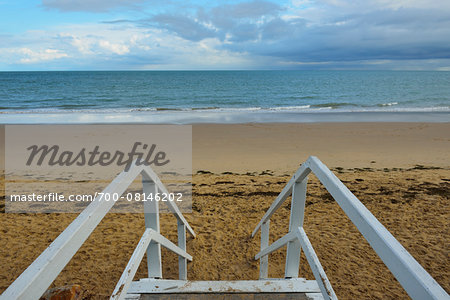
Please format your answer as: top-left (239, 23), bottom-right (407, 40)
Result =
top-left (0, 0), bottom-right (450, 71)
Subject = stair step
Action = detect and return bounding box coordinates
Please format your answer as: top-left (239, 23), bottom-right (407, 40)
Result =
top-left (126, 279), bottom-right (323, 299)
top-left (137, 293), bottom-right (323, 299)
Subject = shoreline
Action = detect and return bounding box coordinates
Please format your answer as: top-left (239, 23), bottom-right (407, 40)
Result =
top-left (0, 111), bottom-right (449, 124)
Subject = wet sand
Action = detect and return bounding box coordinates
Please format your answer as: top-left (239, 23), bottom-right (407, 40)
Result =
top-left (0, 123), bottom-right (449, 299)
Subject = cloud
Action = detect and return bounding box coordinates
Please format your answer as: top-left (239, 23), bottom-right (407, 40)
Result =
top-left (18, 48), bottom-right (68, 63)
top-left (145, 1), bottom-right (285, 43)
top-left (146, 1), bottom-right (285, 44)
top-left (142, 0), bottom-right (450, 67)
top-left (149, 14), bottom-right (216, 42)
top-left (2, 0), bottom-right (450, 70)
top-left (0, 22), bottom-right (255, 70)
top-left (261, 17), bottom-right (304, 41)
top-left (98, 40), bottom-right (129, 54)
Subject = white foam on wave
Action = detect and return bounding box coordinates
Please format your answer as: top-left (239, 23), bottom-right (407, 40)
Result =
top-left (379, 102), bottom-right (399, 106)
top-left (267, 105), bottom-right (311, 111)
top-left (203, 107), bottom-right (262, 112)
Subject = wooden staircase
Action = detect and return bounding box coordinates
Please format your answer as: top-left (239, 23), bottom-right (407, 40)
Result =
top-left (2, 158), bottom-right (448, 300)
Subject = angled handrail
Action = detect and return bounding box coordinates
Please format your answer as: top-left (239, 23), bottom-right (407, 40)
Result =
top-left (1, 162), bottom-right (195, 300)
top-left (252, 162), bottom-right (310, 237)
top-left (142, 166), bottom-right (194, 237)
top-left (252, 156), bottom-right (449, 300)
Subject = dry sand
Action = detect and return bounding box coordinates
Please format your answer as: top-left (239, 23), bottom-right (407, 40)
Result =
top-left (192, 123), bottom-right (450, 172)
top-left (0, 122), bottom-right (449, 299)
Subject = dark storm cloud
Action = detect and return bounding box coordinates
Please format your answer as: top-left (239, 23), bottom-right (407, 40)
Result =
top-left (37, 0), bottom-right (450, 68)
top-left (139, 1), bottom-right (283, 43)
top-left (147, 1), bottom-right (286, 43)
top-left (261, 18), bottom-right (303, 41)
top-left (148, 14), bottom-right (216, 42)
top-left (248, 7), bottom-right (450, 62)
top-left (146, 1), bottom-right (450, 64)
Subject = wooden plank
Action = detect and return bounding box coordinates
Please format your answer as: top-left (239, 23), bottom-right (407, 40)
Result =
top-left (111, 229), bottom-right (155, 300)
top-left (140, 292), bottom-right (323, 300)
top-left (308, 156), bottom-right (449, 300)
top-left (141, 166), bottom-right (195, 237)
top-left (0, 164), bottom-right (144, 300)
top-left (252, 163), bottom-right (310, 237)
top-left (150, 230), bottom-right (193, 261)
top-left (177, 219), bottom-right (187, 280)
top-left (305, 293), bottom-right (326, 300)
top-left (255, 230), bottom-right (297, 260)
top-left (285, 178), bottom-right (308, 278)
top-left (140, 294), bottom-right (323, 300)
top-left (143, 174), bottom-right (162, 279)
top-left (128, 279), bottom-right (321, 294)
top-left (296, 227), bottom-right (337, 300)
top-left (259, 221), bottom-right (270, 279)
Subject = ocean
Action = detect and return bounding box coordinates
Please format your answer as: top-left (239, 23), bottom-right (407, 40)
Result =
top-left (0, 70), bottom-right (449, 123)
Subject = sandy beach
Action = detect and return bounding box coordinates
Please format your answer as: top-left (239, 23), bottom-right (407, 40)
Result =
top-left (0, 122), bottom-right (449, 299)
top-left (192, 123), bottom-right (450, 172)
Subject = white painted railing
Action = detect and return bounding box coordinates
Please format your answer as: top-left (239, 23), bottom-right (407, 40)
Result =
top-left (1, 162), bottom-right (195, 300)
top-left (252, 156), bottom-right (449, 300)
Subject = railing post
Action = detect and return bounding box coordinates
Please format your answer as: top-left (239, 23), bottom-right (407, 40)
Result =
top-left (143, 173), bottom-right (162, 278)
top-left (285, 177), bottom-right (307, 278)
top-left (259, 220), bottom-right (270, 279)
top-left (177, 219), bottom-right (187, 280)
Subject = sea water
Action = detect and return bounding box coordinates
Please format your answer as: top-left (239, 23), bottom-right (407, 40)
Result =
top-left (0, 70), bottom-right (449, 123)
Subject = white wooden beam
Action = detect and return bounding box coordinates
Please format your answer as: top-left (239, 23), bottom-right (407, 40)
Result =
top-left (285, 178), bottom-right (308, 278)
top-left (128, 278), bottom-right (321, 294)
top-left (150, 230), bottom-right (193, 261)
top-left (141, 166), bottom-right (195, 237)
top-left (142, 174), bottom-right (162, 279)
top-left (308, 156), bottom-right (449, 300)
top-left (252, 163), bottom-right (310, 237)
top-left (177, 219), bottom-right (187, 280)
top-left (259, 220), bottom-right (270, 279)
top-left (296, 227), bottom-right (337, 300)
top-left (111, 228), bottom-right (154, 300)
top-left (255, 230), bottom-right (297, 260)
top-left (0, 164), bottom-right (144, 300)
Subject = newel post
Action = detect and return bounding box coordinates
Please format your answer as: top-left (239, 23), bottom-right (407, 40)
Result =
top-left (142, 173), bottom-right (162, 278)
top-left (259, 220), bottom-right (270, 279)
top-left (285, 177), bottom-right (308, 278)
top-left (177, 219), bottom-right (187, 280)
